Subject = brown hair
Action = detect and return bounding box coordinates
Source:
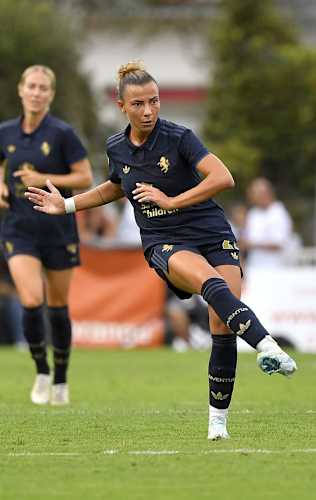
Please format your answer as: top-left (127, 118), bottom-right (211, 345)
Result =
top-left (116, 61), bottom-right (157, 100)
top-left (19, 65), bottom-right (56, 91)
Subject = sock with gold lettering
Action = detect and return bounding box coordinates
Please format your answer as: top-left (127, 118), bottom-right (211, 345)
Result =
top-left (209, 334), bottom-right (237, 410)
top-left (202, 278), bottom-right (269, 348)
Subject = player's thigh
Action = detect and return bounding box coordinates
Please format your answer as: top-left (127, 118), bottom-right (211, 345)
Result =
top-left (8, 255), bottom-right (44, 307)
top-left (45, 268), bottom-right (74, 307)
top-left (208, 264), bottom-right (242, 334)
top-left (166, 250), bottom-right (222, 294)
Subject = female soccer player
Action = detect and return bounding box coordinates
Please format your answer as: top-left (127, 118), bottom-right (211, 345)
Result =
top-left (0, 65), bottom-right (93, 405)
top-left (25, 62), bottom-right (296, 438)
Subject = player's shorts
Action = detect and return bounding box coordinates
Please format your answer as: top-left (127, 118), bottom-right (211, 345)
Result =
top-left (1, 237), bottom-right (80, 270)
top-left (145, 239), bottom-right (242, 299)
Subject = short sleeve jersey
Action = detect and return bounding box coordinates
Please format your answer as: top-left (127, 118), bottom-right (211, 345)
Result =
top-left (106, 118), bottom-right (234, 253)
top-left (0, 114), bottom-right (87, 245)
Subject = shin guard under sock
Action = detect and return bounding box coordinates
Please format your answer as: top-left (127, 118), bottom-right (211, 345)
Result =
top-left (23, 305), bottom-right (49, 374)
top-left (48, 306), bottom-right (72, 384)
top-left (202, 278), bottom-right (269, 349)
top-left (209, 334), bottom-right (237, 410)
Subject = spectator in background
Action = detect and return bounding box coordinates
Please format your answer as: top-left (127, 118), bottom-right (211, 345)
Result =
top-left (76, 205), bottom-right (118, 244)
top-left (229, 203), bottom-right (248, 266)
top-left (165, 292), bottom-right (210, 352)
top-left (240, 177), bottom-right (298, 268)
top-left (113, 199), bottom-right (142, 247)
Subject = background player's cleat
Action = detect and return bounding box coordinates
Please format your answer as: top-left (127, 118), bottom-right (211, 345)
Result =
top-left (208, 416), bottom-right (230, 440)
top-left (257, 351), bottom-right (297, 376)
top-left (31, 374), bottom-right (51, 404)
top-left (50, 383), bottom-right (69, 406)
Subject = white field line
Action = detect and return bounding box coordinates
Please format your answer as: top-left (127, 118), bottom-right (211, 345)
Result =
top-left (4, 448), bottom-right (316, 457)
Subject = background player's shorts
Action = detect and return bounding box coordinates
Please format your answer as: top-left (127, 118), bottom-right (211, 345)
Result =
top-left (1, 238), bottom-right (80, 270)
top-left (146, 239), bottom-right (242, 299)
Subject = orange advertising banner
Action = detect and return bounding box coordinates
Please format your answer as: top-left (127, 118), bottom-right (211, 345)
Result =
top-left (69, 245), bottom-right (166, 348)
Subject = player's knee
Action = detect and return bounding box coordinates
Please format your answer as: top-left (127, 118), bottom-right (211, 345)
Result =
top-left (21, 295), bottom-right (44, 309)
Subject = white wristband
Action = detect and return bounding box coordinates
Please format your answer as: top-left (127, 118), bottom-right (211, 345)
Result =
top-left (64, 197), bottom-right (76, 214)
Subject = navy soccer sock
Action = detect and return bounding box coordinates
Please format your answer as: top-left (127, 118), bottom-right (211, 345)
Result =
top-left (23, 305), bottom-right (50, 375)
top-left (209, 334), bottom-right (237, 410)
top-left (48, 306), bottom-right (72, 384)
top-left (202, 278), bottom-right (269, 348)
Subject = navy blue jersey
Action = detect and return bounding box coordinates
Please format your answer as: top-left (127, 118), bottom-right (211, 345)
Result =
top-left (106, 118), bottom-right (234, 252)
top-left (0, 113), bottom-right (87, 245)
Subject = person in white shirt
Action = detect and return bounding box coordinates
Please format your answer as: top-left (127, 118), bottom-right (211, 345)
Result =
top-left (242, 177), bottom-right (294, 268)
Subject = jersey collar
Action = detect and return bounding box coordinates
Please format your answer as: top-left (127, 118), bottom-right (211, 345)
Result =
top-left (19, 112), bottom-right (50, 137)
top-left (124, 118), bottom-right (161, 152)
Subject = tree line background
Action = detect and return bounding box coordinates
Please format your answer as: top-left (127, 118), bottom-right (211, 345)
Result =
top-left (0, 0), bottom-right (315, 242)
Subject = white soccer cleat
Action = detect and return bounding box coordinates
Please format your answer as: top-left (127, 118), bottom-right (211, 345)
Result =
top-left (50, 383), bottom-right (70, 406)
top-left (208, 416), bottom-right (230, 441)
top-left (257, 351), bottom-right (297, 376)
top-left (31, 374), bottom-right (51, 405)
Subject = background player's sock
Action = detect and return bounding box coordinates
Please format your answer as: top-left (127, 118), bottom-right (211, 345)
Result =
top-left (48, 306), bottom-right (72, 384)
top-left (23, 305), bottom-right (49, 374)
top-left (208, 333), bottom-right (237, 410)
top-left (202, 278), bottom-right (269, 349)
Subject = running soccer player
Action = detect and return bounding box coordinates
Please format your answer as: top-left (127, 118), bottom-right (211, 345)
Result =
top-left (0, 65), bottom-right (93, 405)
top-left (25, 61), bottom-right (297, 438)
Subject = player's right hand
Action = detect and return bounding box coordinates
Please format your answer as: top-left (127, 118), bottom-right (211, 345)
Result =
top-left (25, 179), bottom-right (66, 215)
top-left (0, 182), bottom-right (9, 208)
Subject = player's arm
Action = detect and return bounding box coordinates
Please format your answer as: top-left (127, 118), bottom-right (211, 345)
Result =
top-left (171, 153), bottom-right (234, 209)
top-left (13, 158), bottom-right (93, 190)
top-left (0, 162), bottom-right (9, 208)
top-left (132, 153), bottom-right (234, 210)
top-left (25, 179), bottom-right (125, 215)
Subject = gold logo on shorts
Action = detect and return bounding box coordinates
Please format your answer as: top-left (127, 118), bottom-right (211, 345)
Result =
top-left (222, 240), bottom-right (235, 250)
top-left (66, 244), bottom-right (77, 254)
top-left (7, 144), bottom-right (16, 153)
top-left (162, 244), bottom-right (173, 252)
top-left (230, 252), bottom-right (239, 260)
top-left (5, 241), bottom-right (14, 254)
top-left (41, 141), bottom-right (50, 156)
top-left (157, 156), bottom-right (169, 174)
top-left (123, 165), bottom-right (130, 174)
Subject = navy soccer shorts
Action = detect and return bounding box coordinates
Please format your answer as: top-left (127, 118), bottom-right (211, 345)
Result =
top-left (146, 239), bottom-right (242, 299)
top-left (1, 238), bottom-right (80, 270)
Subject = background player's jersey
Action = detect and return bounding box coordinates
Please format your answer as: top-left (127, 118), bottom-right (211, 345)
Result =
top-left (0, 114), bottom-right (87, 245)
top-left (106, 118), bottom-right (234, 252)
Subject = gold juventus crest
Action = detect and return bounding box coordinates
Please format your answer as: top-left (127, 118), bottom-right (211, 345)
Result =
top-left (157, 156), bottom-right (169, 174)
top-left (41, 141), bottom-right (51, 156)
top-left (7, 144), bottom-right (16, 153)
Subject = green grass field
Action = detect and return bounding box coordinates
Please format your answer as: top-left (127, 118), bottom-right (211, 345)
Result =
top-left (0, 348), bottom-right (315, 500)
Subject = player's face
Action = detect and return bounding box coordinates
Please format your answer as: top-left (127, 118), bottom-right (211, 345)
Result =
top-left (18, 70), bottom-right (55, 115)
top-left (118, 81), bottom-right (160, 137)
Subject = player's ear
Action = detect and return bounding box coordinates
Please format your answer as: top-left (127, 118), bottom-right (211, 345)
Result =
top-left (17, 83), bottom-right (23, 99)
top-left (117, 99), bottom-right (125, 113)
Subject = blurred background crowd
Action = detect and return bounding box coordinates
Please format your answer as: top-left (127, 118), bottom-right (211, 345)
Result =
top-left (1, 0), bottom-right (316, 350)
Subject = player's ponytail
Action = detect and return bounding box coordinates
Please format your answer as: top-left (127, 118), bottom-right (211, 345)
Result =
top-left (116, 61), bottom-right (157, 99)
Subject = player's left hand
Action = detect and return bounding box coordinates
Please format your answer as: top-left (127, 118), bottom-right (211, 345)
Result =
top-left (13, 168), bottom-right (45, 188)
top-left (132, 183), bottom-right (175, 210)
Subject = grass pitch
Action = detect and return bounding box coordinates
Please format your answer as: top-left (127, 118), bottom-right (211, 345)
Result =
top-left (0, 348), bottom-right (315, 500)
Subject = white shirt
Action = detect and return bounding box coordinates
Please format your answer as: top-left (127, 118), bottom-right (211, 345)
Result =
top-left (115, 202), bottom-right (142, 246)
top-left (244, 201), bottom-right (293, 268)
